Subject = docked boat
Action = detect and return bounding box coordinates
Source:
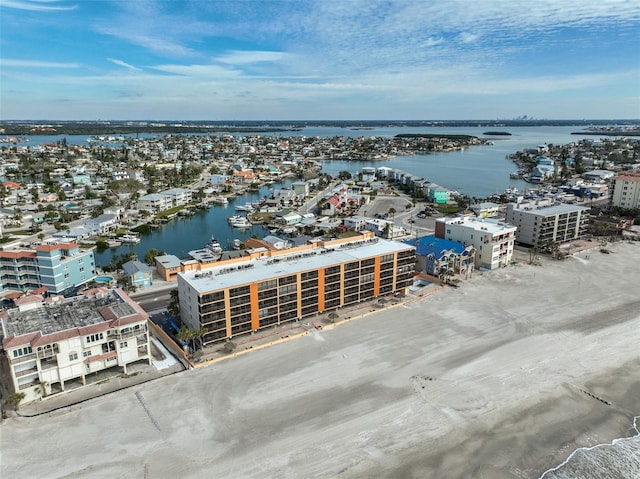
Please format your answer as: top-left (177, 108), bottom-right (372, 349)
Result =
top-left (228, 215), bottom-right (252, 228)
top-left (234, 203), bottom-right (254, 212)
top-left (211, 195), bottom-right (229, 205)
top-left (120, 234), bottom-right (141, 244)
top-left (205, 236), bottom-right (223, 254)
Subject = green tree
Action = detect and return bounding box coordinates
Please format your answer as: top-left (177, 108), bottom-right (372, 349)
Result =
top-left (167, 289), bottom-right (180, 317)
top-left (144, 248), bottom-right (165, 265)
top-left (4, 392), bottom-right (26, 410)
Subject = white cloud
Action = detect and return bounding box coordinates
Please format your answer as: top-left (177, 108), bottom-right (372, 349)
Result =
top-left (107, 58), bottom-right (141, 71)
top-left (215, 51), bottom-right (288, 65)
top-left (0, 58), bottom-right (79, 68)
top-left (0, 0), bottom-right (76, 11)
top-left (458, 32), bottom-right (479, 44)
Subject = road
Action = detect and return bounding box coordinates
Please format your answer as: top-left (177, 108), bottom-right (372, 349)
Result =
top-left (130, 288), bottom-right (174, 312)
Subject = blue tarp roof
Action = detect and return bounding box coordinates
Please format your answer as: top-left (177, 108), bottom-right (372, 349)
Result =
top-left (403, 235), bottom-right (465, 256)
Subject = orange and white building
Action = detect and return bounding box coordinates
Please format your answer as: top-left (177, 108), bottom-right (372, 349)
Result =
top-left (177, 232), bottom-right (415, 347)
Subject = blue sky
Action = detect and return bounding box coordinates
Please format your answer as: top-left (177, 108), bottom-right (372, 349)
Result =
top-left (1, 0), bottom-right (639, 120)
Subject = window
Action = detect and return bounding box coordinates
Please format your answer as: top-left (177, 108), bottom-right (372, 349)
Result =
top-left (69, 352), bottom-right (78, 361)
top-left (83, 351), bottom-right (92, 357)
top-left (12, 346), bottom-right (33, 358)
top-left (120, 341), bottom-right (128, 348)
top-left (64, 273), bottom-right (70, 279)
top-left (86, 333), bottom-right (104, 343)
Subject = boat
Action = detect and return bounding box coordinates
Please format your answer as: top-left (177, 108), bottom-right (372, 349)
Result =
top-left (205, 236), bottom-right (223, 254)
top-left (234, 203), bottom-right (254, 212)
top-left (231, 239), bottom-right (242, 250)
top-left (228, 215), bottom-right (252, 228)
top-left (120, 234), bottom-right (141, 244)
top-left (211, 195), bottom-right (228, 205)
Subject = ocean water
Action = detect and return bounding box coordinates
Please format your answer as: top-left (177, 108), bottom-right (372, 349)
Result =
top-left (540, 417), bottom-right (640, 479)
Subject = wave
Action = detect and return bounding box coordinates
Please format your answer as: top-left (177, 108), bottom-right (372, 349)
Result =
top-left (539, 416), bottom-right (640, 479)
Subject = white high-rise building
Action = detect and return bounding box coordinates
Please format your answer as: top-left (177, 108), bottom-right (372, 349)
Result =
top-left (435, 216), bottom-right (517, 270)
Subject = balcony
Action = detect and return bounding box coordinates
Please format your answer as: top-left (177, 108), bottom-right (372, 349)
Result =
top-left (14, 366), bottom-right (39, 378)
top-left (9, 352), bottom-right (37, 364)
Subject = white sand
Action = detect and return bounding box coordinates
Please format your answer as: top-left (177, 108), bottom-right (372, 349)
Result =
top-left (2, 242), bottom-right (639, 479)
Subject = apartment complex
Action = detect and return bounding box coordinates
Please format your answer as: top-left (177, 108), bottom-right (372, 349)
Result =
top-left (178, 232), bottom-right (415, 347)
top-left (435, 216), bottom-right (516, 270)
top-left (610, 172), bottom-right (640, 208)
top-left (0, 243), bottom-right (96, 294)
top-left (505, 203), bottom-right (590, 247)
top-left (1, 287), bottom-right (150, 403)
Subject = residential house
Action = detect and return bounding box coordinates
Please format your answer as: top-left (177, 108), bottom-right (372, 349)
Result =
top-left (122, 260), bottom-right (153, 288)
top-left (403, 235), bottom-right (475, 278)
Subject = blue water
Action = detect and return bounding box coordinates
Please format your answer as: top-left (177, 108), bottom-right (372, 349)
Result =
top-left (10, 125), bottom-right (591, 265)
top-left (94, 183), bottom-right (280, 267)
top-left (94, 275), bottom-right (114, 283)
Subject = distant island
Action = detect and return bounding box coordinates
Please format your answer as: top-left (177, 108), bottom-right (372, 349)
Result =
top-left (483, 131), bottom-right (512, 136)
top-left (395, 133), bottom-right (477, 140)
top-left (1, 119), bottom-right (639, 137)
top-left (572, 129), bottom-right (640, 137)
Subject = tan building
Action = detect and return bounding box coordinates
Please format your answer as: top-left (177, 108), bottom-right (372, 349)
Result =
top-left (611, 172), bottom-right (640, 208)
top-left (505, 203), bottom-right (590, 247)
top-left (1, 287), bottom-right (150, 403)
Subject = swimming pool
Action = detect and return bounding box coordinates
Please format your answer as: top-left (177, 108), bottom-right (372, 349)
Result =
top-left (94, 275), bottom-right (114, 283)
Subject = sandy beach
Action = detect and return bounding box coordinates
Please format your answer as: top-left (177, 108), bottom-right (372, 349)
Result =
top-left (2, 241), bottom-right (639, 478)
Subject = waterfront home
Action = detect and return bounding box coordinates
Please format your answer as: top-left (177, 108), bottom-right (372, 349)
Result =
top-left (469, 202), bottom-right (501, 218)
top-left (122, 260), bottom-right (152, 288)
top-left (84, 213), bottom-right (118, 235)
top-left (291, 181), bottom-right (310, 198)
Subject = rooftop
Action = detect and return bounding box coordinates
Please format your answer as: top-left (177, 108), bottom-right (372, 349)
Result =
top-left (510, 203), bottom-right (589, 216)
top-left (180, 237), bottom-right (414, 294)
top-left (1, 288), bottom-right (145, 347)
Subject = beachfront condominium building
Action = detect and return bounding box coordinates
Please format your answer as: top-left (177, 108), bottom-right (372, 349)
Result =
top-left (610, 172), bottom-right (640, 209)
top-left (177, 232), bottom-right (415, 347)
top-left (435, 216), bottom-right (517, 270)
top-left (505, 203), bottom-right (590, 248)
top-left (0, 243), bottom-right (96, 295)
top-left (1, 287), bottom-right (150, 403)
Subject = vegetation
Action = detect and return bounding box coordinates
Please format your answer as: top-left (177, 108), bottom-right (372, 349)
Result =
top-left (4, 392), bottom-right (26, 410)
top-left (144, 248), bottom-right (165, 265)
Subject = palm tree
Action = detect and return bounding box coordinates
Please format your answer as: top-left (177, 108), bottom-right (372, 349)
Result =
top-left (35, 380), bottom-right (49, 398)
top-left (176, 327), bottom-right (196, 352)
top-left (194, 326), bottom-right (208, 351)
top-left (167, 289), bottom-right (180, 317)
